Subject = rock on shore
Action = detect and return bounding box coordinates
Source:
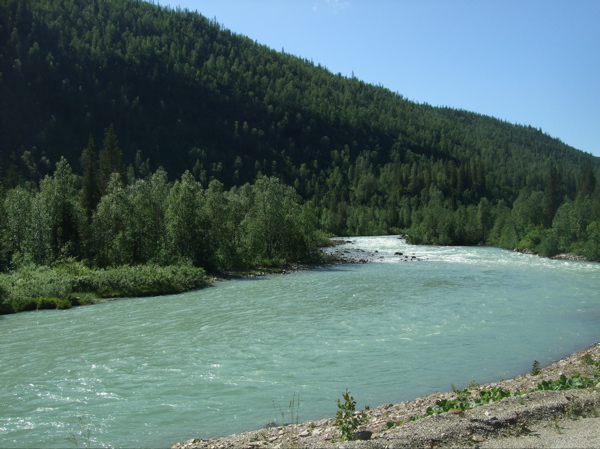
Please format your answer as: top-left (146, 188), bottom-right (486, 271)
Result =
top-left (173, 343), bottom-right (600, 449)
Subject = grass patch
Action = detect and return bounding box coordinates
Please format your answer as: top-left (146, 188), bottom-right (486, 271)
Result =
top-left (0, 262), bottom-right (210, 314)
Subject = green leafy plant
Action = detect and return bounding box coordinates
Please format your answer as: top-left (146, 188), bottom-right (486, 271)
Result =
top-left (536, 374), bottom-right (596, 391)
top-left (479, 387), bottom-right (514, 404)
top-left (531, 360), bottom-right (541, 375)
top-left (425, 398), bottom-right (462, 415)
top-left (395, 370), bottom-right (598, 428)
top-left (581, 354), bottom-right (600, 368)
top-left (335, 389), bottom-right (367, 441)
top-left (451, 385), bottom-right (471, 400)
top-left (426, 386), bottom-right (518, 417)
top-left (386, 420), bottom-right (404, 429)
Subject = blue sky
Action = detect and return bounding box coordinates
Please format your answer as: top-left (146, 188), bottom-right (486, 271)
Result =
top-left (158, 0), bottom-right (600, 157)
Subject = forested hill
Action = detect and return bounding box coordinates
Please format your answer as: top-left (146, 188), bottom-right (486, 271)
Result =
top-left (2, 0), bottom-right (600, 259)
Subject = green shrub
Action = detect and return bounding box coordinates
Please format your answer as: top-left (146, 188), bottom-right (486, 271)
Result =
top-left (478, 387), bottom-right (513, 403)
top-left (33, 296), bottom-right (73, 310)
top-left (517, 227), bottom-right (559, 257)
top-left (76, 264), bottom-right (209, 298)
top-left (0, 263), bottom-right (210, 314)
top-left (335, 389), bottom-right (367, 441)
top-left (426, 398), bottom-right (462, 415)
top-left (426, 387), bottom-right (519, 417)
top-left (0, 280), bottom-right (9, 313)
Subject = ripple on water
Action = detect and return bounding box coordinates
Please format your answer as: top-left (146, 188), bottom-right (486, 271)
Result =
top-left (1, 236), bottom-right (599, 448)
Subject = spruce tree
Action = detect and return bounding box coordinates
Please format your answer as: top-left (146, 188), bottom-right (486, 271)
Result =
top-left (98, 124), bottom-right (124, 196)
top-left (577, 157), bottom-right (596, 198)
top-left (81, 135), bottom-right (100, 223)
top-left (543, 160), bottom-right (564, 227)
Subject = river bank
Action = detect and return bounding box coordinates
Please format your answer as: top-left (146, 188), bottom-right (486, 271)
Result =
top-left (172, 342), bottom-right (600, 449)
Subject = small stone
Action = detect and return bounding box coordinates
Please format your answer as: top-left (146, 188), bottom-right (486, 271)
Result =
top-left (472, 435), bottom-right (485, 442)
top-left (298, 430), bottom-right (310, 437)
top-left (353, 430), bottom-right (373, 440)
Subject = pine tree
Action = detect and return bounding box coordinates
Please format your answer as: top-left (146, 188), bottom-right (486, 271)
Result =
top-left (98, 124), bottom-right (124, 196)
top-left (543, 160), bottom-right (564, 227)
top-left (81, 135), bottom-right (100, 223)
top-left (577, 157), bottom-right (596, 198)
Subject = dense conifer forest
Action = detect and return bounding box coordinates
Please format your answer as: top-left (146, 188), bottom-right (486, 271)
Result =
top-left (1, 0), bottom-right (600, 305)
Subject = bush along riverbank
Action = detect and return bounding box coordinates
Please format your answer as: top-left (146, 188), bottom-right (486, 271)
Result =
top-left (0, 261), bottom-right (210, 314)
top-left (0, 249), bottom-right (342, 315)
top-left (173, 343), bottom-right (600, 449)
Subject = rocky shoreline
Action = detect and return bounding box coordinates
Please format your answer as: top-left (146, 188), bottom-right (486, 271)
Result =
top-left (515, 247), bottom-right (591, 262)
top-left (173, 342), bottom-right (600, 449)
top-left (325, 237), bottom-right (428, 264)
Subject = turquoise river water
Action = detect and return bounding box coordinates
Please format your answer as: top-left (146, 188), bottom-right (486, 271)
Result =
top-left (1, 236), bottom-right (599, 448)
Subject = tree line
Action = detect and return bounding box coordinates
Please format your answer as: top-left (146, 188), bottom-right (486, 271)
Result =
top-left (0, 126), bottom-right (327, 274)
top-left (314, 146), bottom-right (600, 260)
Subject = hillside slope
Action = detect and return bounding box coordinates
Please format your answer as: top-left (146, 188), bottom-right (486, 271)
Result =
top-left (1, 0), bottom-right (592, 179)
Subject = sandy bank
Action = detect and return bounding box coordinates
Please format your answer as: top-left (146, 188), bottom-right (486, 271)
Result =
top-left (172, 342), bottom-right (600, 449)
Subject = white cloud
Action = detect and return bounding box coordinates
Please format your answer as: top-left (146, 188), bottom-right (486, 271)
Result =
top-left (324, 0), bottom-right (350, 14)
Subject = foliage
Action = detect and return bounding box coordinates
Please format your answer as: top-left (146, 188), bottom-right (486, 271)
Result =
top-left (478, 387), bottom-right (516, 404)
top-left (164, 170), bottom-right (213, 268)
top-left (581, 354), bottom-right (600, 368)
top-left (73, 264), bottom-right (210, 298)
top-left (385, 367), bottom-right (600, 430)
top-left (1, 0), bottom-right (600, 279)
top-left (536, 374), bottom-right (597, 391)
top-left (411, 372), bottom-right (599, 424)
top-left (0, 262), bottom-right (209, 314)
top-left (335, 389), bottom-right (367, 441)
top-left (424, 387), bottom-right (516, 417)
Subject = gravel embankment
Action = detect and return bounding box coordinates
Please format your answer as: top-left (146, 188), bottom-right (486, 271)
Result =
top-left (173, 342), bottom-right (600, 449)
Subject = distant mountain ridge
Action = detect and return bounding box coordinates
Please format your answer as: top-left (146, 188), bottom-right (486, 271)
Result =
top-left (1, 0), bottom-right (593, 178)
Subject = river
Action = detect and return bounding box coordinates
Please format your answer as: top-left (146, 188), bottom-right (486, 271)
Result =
top-left (1, 236), bottom-right (599, 448)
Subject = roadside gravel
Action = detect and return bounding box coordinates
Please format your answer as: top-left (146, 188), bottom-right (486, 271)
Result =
top-left (172, 342), bottom-right (600, 449)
